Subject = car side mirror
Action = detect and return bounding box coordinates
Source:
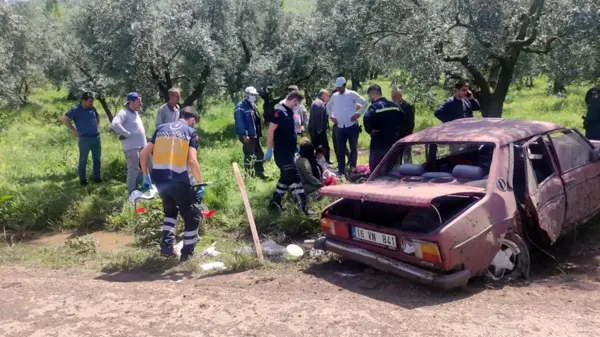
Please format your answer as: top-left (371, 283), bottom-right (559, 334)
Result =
top-left (590, 148), bottom-right (600, 162)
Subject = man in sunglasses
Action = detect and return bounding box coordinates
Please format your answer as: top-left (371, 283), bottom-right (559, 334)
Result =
top-left (434, 80), bottom-right (481, 123)
top-left (61, 91), bottom-right (102, 186)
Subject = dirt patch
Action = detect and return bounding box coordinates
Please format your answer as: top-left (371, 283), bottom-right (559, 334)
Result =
top-left (26, 231), bottom-right (133, 253)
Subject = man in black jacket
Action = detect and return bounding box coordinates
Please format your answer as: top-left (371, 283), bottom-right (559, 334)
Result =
top-left (584, 84), bottom-right (600, 140)
top-left (391, 87), bottom-right (415, 138)
top-left (308, 89), bottom-right (331, 163)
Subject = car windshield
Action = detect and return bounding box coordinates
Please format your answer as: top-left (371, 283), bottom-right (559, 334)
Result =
top-left (372, 142), bottom-right (495, 187)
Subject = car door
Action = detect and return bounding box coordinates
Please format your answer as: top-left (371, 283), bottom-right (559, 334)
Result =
top-left (521, 136), bottom-right (567, 244)
top-left (547, 129), bottom-right (600, 231)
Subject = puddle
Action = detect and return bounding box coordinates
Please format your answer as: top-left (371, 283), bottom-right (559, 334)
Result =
top-left (27, 231), bottom-right (133, 253)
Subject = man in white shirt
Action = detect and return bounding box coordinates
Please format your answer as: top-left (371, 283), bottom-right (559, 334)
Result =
top-left (326, 77), bottom-right (367, 175)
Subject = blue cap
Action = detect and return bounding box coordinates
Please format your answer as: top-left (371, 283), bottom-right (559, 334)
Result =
top-left (127, 92), bottom-right (141, 102)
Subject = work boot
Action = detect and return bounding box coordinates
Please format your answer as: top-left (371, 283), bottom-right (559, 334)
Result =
top-left (160, 246), bottom-right (174, 258)
top-left (180, 252), bottom-right (194, 262)
top-left (269, 200), bottom-right (284, 212)
top-left (256, 172), bottom-right (268, 180)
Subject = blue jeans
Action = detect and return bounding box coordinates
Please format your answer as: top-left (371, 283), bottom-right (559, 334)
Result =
top-left (78, 136), bottom-right (101, 183)
top-left (334, 124), bottom-right (360, 175)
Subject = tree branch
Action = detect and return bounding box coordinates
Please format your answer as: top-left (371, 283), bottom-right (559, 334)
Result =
top-left (510, 0), bottom-right (545, 47)
top-left (446, 10), bottom-right (505, 59)
top-left (522, 36), bottom-right (562, 54)
top-left (363, 30), bottom-right (409, 38)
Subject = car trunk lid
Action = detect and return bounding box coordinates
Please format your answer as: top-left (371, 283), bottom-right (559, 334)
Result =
top-left (319, 179), bottom-right (485, 207)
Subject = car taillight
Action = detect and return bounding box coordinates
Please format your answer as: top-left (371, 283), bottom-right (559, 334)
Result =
top-left (320, 218), bottom-right (349, 239)
top-left (401, 238), bottom-right (442, 264)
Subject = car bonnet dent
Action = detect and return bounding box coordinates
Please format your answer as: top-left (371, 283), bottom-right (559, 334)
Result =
top-left (319, 179), bottom-right (486, 207)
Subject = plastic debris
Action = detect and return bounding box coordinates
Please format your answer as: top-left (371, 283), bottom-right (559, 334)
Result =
top-left (201, 242), bottom-right (220, 257)
top-left (286, 244), bottom-right (304, 260)
top-left (309, 248), bottom-right (325, 258)
top-left (235, 246), bottom-right (254, 255)
top-left (275, 233), bottom-right (287, 245)
top-left (174, 241), bottom-right (183, 257)
top-left (200, 262), bottom-right (226, 272)
top-left (304, 239), bottom-right (316, 244)
top-left (262, 240), bottom-right (287, 259)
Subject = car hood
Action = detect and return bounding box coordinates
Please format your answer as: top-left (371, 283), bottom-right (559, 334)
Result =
top-left (319, 179), bottom-right (485, 207)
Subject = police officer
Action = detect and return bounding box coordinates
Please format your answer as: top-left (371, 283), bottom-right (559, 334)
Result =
top-left (264, 91), bottom-right (313, 215)
top-left (234, 86), bottom-right (266, 179)
top-left (584, 84), bottom-right (600, 140)
top-left (139, 107), bottom-right (205, 261)
top-left (363, 84), bottom-right (405, 170)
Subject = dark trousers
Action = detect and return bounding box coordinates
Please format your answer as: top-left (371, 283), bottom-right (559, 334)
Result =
top-left (156, 182), bottom-right (201, 257)
top-left (369, 145), bottom-right (392, 171)
top-left (334, 124), bottom-right (360, 175)
top-left (78, 136), bottom-right (101, 184)
top-left (585, 123), bottom-right (600, 140)
top-left (270, 154), bottom-right (307, 211)
top-left (239, 137), bottom-right (264, 175)
top-left (310, 131), bottom-right (330, 162)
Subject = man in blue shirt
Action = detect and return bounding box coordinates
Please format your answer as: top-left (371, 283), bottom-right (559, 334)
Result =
top-left (234, 86), bottom-right (266, 179)
top-left (434, 80), bottom-right (481, 123)
top-left (363, 85), bottom-right (405, 170)
top-left (139, 107), bottom-right (205, 261)
top-left (264, 91), bottom-right (313, 215)
top-left (61, 92), bottom-right (101, 186)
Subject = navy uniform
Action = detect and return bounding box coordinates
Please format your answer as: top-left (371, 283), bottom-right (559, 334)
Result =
top-left (269, 104), bottom-right (309, 213)
top-left (584, 87), bottom-right (600, 140)
top-left (150, 120), bottom-right (201, 259)
top-left (363, 97), bottom-right (405, 170)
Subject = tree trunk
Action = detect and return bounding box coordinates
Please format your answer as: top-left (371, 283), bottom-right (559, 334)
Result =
top-left (552, 81), bottom-right (566, 95)
top-left (182, 65), bottom-right (211, 109)
top-left (97, 96), bottom-right (114, 122)
top-left (351, 75), bottom-right (361, 91)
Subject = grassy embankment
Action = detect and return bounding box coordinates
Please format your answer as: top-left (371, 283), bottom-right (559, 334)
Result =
top-left (0, 77), bottom-right (592, 272)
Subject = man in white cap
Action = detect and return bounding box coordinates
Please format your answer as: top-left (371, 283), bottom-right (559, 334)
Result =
top-left (326, 76), bottom-right (367, 175)
top-left (234, 86), bottom-right (267, 179)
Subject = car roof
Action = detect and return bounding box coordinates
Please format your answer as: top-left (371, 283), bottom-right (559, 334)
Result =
top-left (401, 118), bottom-right (564, 146)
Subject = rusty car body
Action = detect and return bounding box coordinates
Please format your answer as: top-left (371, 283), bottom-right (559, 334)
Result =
top-left (315, 118), bottom-right (600, 289)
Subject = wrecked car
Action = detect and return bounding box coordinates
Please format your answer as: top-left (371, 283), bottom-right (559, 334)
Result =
top-left (315, 118), bottom-right (600, 289)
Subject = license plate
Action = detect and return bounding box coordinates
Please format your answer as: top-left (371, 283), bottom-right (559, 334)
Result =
top-left (352, 226), bottom-right (397, 249)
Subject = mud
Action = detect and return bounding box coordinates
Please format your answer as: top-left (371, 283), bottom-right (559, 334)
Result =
top-left (26, 230), bottom-right (133, 252)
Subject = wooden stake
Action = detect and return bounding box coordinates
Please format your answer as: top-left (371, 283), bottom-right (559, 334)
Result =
top-left (232, 162), bottom-right (264, 263)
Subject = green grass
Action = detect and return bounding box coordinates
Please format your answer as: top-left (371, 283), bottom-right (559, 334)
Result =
top-left (0, 77), bottom-right (592, 271)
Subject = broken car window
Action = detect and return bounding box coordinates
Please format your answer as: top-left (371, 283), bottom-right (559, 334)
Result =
top-left (549, 130), bottom-right (593, 172)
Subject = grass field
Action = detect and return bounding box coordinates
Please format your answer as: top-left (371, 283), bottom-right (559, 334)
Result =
top-left (0, 77), bottom-right (592, 270)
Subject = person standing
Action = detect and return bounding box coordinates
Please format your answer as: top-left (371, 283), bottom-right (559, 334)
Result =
top-left (308, 89), bottom-right (331, 163)
top-left (391, 87), bottom-right (415, 137)
top-left (234, 86), bottom-right (266, 179)
top-left (139, 108), bottom-right (204, 261)
top-left (156, 88), bottom-right (180, 127)
top-left (278, 85), bottom-right (308, 135)
top-left (326, 77), bottom-right (367, 176)
top-left (110, 92), bottom-right (148, 195)
top-left (61, 92), bottom-right (102, 186)
top-left (264, 91), bottom-right (312, 215)
top-left (363, 85), bottom-right (404, 170)
top-left (584, 84), bottom-right (600, 140)
top-left (434, 80), bottom-right (480, 123)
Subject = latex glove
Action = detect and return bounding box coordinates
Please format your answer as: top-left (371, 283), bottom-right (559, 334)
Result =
top-left (142, 175), bottom-right (152, 190)
top-left (264, 148), bottom-right (273, 161)
top-left (196, 186), bottom-right (206, 201)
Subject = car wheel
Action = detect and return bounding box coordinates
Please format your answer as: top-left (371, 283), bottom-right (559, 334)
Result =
top-left (486, 232), bottom-right (530, 282)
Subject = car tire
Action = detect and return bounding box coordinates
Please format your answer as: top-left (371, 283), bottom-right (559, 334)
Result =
top-left (486, 232), bottom-right (531, 282)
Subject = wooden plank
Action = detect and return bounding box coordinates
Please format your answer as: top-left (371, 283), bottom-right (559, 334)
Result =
top-left (232, 162), bottom-right (264, 263)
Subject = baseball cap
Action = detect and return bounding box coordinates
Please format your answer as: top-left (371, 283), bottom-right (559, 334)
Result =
top-left (335, 77), bottom-right (346, 88)
top-left (81, 92), bottom-right (94, 100)
top-left (127, 92), bottom-right (141, 102)
top-left (244, 86), bottom-right (259, 95)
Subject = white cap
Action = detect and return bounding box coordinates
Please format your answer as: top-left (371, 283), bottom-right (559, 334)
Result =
top-left (244, 86), bottom-right (259, 95)
top-left (335, 77), bottom-right (347, 88)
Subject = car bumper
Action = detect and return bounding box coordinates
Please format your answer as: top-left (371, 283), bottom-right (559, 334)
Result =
top-left (315, 237), bottom-right (471, 290)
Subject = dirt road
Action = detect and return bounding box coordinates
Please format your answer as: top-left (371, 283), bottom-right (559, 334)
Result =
top-left (1, 260), bottom-right (599, 337)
